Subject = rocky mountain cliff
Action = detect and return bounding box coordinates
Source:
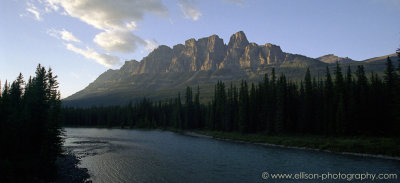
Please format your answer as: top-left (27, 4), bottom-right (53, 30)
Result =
top-left (115, 31), bottom-right (320, 75)
top-left (63, 31), bottom-right (398, 107)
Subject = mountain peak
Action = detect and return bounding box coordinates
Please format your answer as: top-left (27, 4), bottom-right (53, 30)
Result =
top-left (317, 54), bottom-right (356, 64)
top-left (234, 30), bottom-right (246, 37)
top-left (228, 31), bottom-right (249, 49)
top-left (185, 38), bottom-right (196, 46)
top-left (64, 31), bottom-right (393, 107)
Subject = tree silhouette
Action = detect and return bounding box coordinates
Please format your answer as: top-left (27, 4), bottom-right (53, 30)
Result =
top-left (0, 64), bottom-right (63, 182)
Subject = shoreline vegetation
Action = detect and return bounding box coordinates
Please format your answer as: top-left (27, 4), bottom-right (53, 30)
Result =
top-left (64, 126), bottom-right (400, 160)
top-left (185, 130), bottom-right (400, 160)
top-left (2, 55), bottom-right (400, 182)
top-left (63, 59), bottom-right (400, 163)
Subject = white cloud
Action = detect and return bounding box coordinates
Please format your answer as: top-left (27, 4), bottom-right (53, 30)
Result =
top-left (44, 0), bottom-right (168, 30)
top-left (178, 0), bottom-right (201, 21)
top-left (26, 2), bottom-right (42, 21)
top-left (59, 30), bottom-right (81, 42)
top-left (41, 0), bottom-right (59, 12)
top-left (23, 0), bottom-right (175, 67)
top-left (40, 0), bottom-right (169, 57)
top-left (65, 43), bottom-right (120, 68)
top-left (94, 30), bottom-right (146, 53)
top-left (47, 28), bottom-right (81, 42)
top-left (145, 40), bottom-right (158, 52)
top-left (125, 21), bottom-right (137, 31)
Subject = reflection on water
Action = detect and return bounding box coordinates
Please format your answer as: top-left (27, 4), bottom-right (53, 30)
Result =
top-left (64, 128), bottom-right (400, 183)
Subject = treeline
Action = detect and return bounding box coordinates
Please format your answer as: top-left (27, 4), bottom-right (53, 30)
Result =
top-left (0, 65), bottom-right (63, 182)
top-left (63, 56), bottom-right (400, 137)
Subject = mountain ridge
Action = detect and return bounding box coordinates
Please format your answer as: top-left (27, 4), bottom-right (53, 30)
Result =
top-left (317, 54), bottom-right (356, 63)
top-left (63, 31), bottom-right (398, 107)
top-left (105, 31), bottom-right (323, 75)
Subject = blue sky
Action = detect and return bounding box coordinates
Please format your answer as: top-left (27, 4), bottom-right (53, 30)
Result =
top-left (1, 0), bottom-right (399, 98)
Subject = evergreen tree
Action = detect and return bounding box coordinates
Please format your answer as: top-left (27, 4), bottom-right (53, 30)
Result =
top-left (193, 86), bottom-right (201, 129)
top-left (184, 86), bottom-right (193, 129)
top-left (59, 62), bottom-right (400, 139)
top-left (354, 65), bottom-right (368, 134)
top-left (344, 66), bottom-right (355, 134)
top-left (175, 93), bottom-right (182, 129)
top-left (248, 83), bottom-right (257, 132)
top-left (275, 75), bottom-right (287, 133)
top-left (267, 68), bottom-right (277, 133)
top-left (238, 80), bottom-right (249, 133)
top-left (304, 68), bottom-right (313, 133)
top-left (0, 64), bottom-right (63, 182)
top-left (324, 67), bottom-right (334, 135)
top-left (383, 57), bottom-right (398, 135)
top-left (213, 81), bottom-right (227, 130)
top-left (369, 72), bottom-right (385, 134)
top-left (397, 48), bottom-right (400, 71)
top-left (334, 63), bottom-right (345, 134)
top-left (260, 74), bottom-right (270, 133)
top-left (384, 57), bottom-right (398, 89)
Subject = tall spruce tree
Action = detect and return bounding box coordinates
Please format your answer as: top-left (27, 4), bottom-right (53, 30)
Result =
top-left (334, 63), bottom-right (345, 134)
top-left (323, 67), bottom-right (334, 135)
top-left (397, 48), bottom-right (400, 71)
top-left (238, 80), bottom-right (249, 133)
top-left (0, 64), bottom-right (62, 182)
top-left (384, 57), bottom-right (398, 89)
top-left (384, 57), bottom-right (398, 135)
top-left (354, 65), bottom-right (368, 134)
top-left (304, 68), bottom-right (313, 133)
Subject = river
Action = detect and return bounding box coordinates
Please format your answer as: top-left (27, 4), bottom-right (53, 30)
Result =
top-left (64, 128), bottom-right (399, 183)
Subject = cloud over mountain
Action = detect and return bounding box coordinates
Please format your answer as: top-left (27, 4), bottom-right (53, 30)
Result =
top-left (66, 44), bottom-right (120, 68)
top-left (178, 0), bottom-right (202, 21)
top-left (25, 2), bottom-right (42, 21)
top-left (23, 0), bottom-right (202, 67)
top-left (44, 0), bottom-right (168, 30)
top-left (43, 0), bottom-right (168, 55)
top-left (94, 30), bottom-right (146, 53)
top-left (47, 29), bottom-right (81, 43)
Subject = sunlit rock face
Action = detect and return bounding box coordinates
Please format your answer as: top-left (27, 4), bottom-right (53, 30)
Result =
top-left (64, 31), bottom-right (332, 106)
top-left (167, 35), bottom-right (226, 72)
top-left (122, 31), bottom-right (294, 74)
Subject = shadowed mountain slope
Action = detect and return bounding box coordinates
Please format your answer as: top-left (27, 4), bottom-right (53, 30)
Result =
top-left (63, 31), bottom-right (398, 107)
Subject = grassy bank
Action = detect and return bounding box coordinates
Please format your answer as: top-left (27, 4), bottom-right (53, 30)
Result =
top-left (194, 130), bottom-right (400, 158)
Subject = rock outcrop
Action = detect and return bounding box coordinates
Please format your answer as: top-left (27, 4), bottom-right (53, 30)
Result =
top-left (118, 31), bottom-right (307, 74)
top-left (64, 31), bottom-right (330, 106)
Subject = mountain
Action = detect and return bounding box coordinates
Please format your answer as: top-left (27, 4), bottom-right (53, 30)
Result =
top-left (317, 54), bottom-right (356, 63)
top-left (363, 53), bottom-right (398, 63)
top-left (63, 31), bottom-right (398, 107)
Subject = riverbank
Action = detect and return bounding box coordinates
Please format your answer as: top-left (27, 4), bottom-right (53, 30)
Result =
top-left (185, 130), bottom-right (400, 160)
top-left (62, 126), bottom-right (400, 160)
top-left (55, 151), bottom-right (91, 183)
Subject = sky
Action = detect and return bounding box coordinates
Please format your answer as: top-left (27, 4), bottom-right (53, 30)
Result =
top-left (1, 0), bottom-right (399, 98)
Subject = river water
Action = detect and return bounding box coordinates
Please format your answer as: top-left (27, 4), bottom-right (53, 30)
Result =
top-left (64, 128), bottom-right (399, 183)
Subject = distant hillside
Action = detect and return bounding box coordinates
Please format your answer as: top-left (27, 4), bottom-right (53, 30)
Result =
top-left (317, 54), bottom-right (356, 63)
top-left (363, 53), bottom-right (397, 63)
top-left (63, 31), bottom-right (398, 107)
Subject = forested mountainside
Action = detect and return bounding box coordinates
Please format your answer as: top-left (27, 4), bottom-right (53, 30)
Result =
top-left (63, 31), bottom-right (398, 107)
